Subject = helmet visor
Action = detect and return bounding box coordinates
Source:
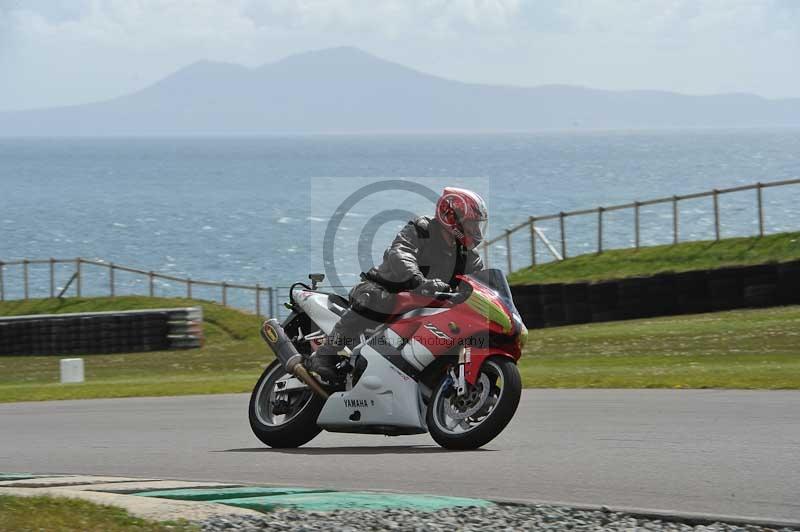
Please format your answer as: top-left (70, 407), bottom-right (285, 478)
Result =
top-left (462, 218), bottom-right (488, 248)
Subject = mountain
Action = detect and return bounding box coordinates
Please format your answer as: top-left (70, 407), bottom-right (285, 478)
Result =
top-left (2, 46), bottom-right (798, 135)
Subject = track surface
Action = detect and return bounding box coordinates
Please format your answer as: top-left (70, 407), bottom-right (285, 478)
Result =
top-left (1, 390), bottom-right (798, 522)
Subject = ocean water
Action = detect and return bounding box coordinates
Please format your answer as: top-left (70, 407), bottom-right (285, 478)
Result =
top-left (1, 130), bottom-right (799, 310)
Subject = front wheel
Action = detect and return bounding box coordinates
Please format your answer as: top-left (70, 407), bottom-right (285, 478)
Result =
top-left (249, 360), bottom-right (325, 448)
top-left (427, 356), bottom-right (521, 450)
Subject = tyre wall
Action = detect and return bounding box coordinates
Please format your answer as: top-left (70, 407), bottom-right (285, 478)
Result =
top-left (511, 260), bottom-right (800, 329)
top-left (0, 307), bottom-right (203, 356)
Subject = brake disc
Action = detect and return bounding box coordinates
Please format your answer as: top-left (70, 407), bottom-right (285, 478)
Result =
top-left (444, 373), bottom-right (491, 420)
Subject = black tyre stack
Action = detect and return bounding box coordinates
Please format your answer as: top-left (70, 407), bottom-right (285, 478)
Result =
top-left (0, 307), bottom-right (203, 356)
top-left (588, 281), bottom-right (618, 323)
top-left (563, 282), bottom-right (591, 324)
top-left (540, 283), bottom-right (566, 327)
top-left (778, 261), bottom-right (800, 305)
top-left (741, 264), bottom-right (779, 308)
top-left (512, 259), bottom-right (800, 330)
top-left (673, 270), bottom-right (710, 315)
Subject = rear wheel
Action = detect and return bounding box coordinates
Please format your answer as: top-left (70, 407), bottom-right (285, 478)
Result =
top-left (427, 356), bottom-right (521, 450)
top-left (248, 360), bottom-right (324, 448)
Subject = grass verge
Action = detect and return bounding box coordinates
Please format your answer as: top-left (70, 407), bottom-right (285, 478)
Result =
top-left (0, 297), bottom-right (798, 401)
top-left (0, 495), bottom-right (197, 532)
top-left (0, 297), bottom-right (268, 403)
top-left (507, 231), bottom-right (800, 285)
top-left (520, 305), bottom-right (800, 389)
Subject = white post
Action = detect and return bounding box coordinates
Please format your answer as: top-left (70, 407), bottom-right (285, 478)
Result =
top-left (60, 358), bottom-right (85, 384)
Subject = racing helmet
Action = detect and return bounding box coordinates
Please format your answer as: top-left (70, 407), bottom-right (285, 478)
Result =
top-left (435, 187), bottom-right (488, 250)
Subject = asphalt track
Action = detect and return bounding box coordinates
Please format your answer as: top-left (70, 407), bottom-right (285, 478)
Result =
top-left (1, 390), bottom-right (798, 523)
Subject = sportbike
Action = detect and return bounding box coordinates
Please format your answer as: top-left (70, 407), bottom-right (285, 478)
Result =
top-left (249, 268), bottom-right (527, 450)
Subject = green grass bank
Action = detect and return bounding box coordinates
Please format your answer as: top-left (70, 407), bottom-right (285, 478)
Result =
top-left (0, 295), bottom-right (798, 401)
top-left (0, 495), bottom-right (197, 532)
top-left (0, 297), bottom-right (267, 402)
top-left (508, 231), bottom-right (800, 285)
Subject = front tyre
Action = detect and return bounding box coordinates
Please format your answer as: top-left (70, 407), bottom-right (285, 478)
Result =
top-left (249, 360), bottom-right (324, 448)
top-left (427, 356), bottom-right (521, 450)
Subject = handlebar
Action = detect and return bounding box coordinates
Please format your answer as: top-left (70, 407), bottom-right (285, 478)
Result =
top-left (433, 291), bottom-right (459, 300)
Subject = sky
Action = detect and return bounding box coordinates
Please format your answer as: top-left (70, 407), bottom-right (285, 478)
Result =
top-left (0, 0), bottom-right (798, 111)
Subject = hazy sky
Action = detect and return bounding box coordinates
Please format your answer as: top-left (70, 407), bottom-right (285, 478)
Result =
top-left (1, 0), bottom-right (798, 111)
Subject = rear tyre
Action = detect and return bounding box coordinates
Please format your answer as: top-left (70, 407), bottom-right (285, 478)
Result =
top-left (427, 356), bottom-right (521, 450)
top-left (248, 360), bottom-right (324, 448)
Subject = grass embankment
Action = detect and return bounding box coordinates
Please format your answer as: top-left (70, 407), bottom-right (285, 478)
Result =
top-left (508, 231), bottom-right (800, 285)
top-left (0, 296), bottom-right (267, 403)
top-left (0, 495), bottom-right (196, 532)
top-left (1, 295), bottom-right (798, 401)
top-left (520, 305), bottom-right (800, 388)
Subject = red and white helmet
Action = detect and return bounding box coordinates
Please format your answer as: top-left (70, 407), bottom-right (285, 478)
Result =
top-left (435, 187), bottom-right (488, 250)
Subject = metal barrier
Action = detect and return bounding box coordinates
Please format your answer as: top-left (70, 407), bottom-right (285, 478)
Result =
top-left (480, 178), bottom-right (800, 272)
top-left (0, 257), bottom-right (277, 318)
top-left (0, 258), bottom-right (354, 320)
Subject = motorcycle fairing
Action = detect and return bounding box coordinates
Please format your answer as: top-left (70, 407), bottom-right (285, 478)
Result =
top-left (294, 289), bottom-right (341, 335)
top-left (315, 335), bottom-right (427, 435)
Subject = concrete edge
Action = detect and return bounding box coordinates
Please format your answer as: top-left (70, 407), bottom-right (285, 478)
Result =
top-left (2, 473), bottom-right (798, 529)
top-left (493, 497), bottom-right (800, 530)
top-left (0, 486), bottom-right (264, 523)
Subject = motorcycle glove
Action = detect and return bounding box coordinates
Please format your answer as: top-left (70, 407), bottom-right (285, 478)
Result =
top-left (417, 278), bottom-right (451, 297)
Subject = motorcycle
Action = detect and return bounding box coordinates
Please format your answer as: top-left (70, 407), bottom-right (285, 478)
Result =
top-left (248, 268), bottom-right (527, 450)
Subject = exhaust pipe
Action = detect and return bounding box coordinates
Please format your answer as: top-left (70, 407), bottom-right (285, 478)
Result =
top-left (260, 319), bottom-right (329, 400)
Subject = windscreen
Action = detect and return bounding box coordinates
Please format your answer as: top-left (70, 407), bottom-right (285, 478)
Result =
top-left (465, 268), bottom-right (519, 315)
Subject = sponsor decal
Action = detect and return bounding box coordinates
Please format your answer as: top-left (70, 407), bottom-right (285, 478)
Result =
top-left (424, 323), bottom-right (451, 340)
top-left (448, 321), bottom-right (461, 334)
top-left (264, 324), bottom-right (279, 343)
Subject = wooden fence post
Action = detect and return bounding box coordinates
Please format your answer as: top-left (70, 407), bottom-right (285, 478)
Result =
top-left (634, 202), bottom-right (641, 250)
top-left (109, 263), bottom-right (115, 297)
top-left (23, 259), bottom-right (29, 300)
top-left (713, 189), bottom-right (720, 241)
top-left (268, 287), bottom-right (274, 318)
top-left (49, 258), bottom-right (55, 298)
top-left (757, 182), bottom-right (764, 237)
top-left (222, 282), bottom-right (227, 306)
top-left (529, 216), bottom-right (537, 266)
top-left (0, 261), bottom-right (4, 301)
top-left (483, 243), bottom-right (490, 269)
top-left (559, 212), bottom-right (567, 259)
top-left (505, 230), bottom-right (512, 273)
top-left (672, 196), bottom-right (679, 244)
top-left (76, 258), bottom-right (82, 297)
top-left (149, 271), bottom-right (154, 297)
top-left (187, 278), bottom-right (193, 299)
top-left (597, 207), bottom-right (604, 254)
top-left (255, 284), bottom-right (261, 317)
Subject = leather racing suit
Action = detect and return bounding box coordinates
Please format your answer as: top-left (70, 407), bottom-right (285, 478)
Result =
top-left (329, 215), bottom-right (484, 352)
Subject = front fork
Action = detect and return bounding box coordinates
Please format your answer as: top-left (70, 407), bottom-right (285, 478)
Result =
top-left (448, 346), bottom-right (471, 396)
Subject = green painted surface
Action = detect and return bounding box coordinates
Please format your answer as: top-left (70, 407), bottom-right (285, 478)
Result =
top-left (133, 486), bottom-right (329, 501)
top-left (0, 473), bottom-right (52, 481)
top-left (218, 491), bottom-right (493, 512)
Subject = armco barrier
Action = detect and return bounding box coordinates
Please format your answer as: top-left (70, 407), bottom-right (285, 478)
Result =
top-left (510, 260), bottom-right (800, 329)
top-left (0, 307), bottom-right (203, 356)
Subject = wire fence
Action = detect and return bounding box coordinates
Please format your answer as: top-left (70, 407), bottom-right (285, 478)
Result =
top-left (0, 257), bottom-right (281, 318)
top-left (480, 178), bottom-right (800, 273)
top-left (0, 257), bottom-right (355, 320)
top-left (2, 178), bottom-right (798, 317)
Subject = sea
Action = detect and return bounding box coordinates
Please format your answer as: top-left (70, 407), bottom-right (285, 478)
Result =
top-left (1, 129), bottom-right (799, 310)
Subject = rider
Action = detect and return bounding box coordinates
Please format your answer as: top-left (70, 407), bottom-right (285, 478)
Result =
top-left (308, 187), bottom-right (489, 383)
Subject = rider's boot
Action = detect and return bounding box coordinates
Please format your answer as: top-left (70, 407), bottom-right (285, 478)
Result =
top-left (307, 341), bottom-right (344, 384)
top-left (307, 309), bottom-right (373, 385)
